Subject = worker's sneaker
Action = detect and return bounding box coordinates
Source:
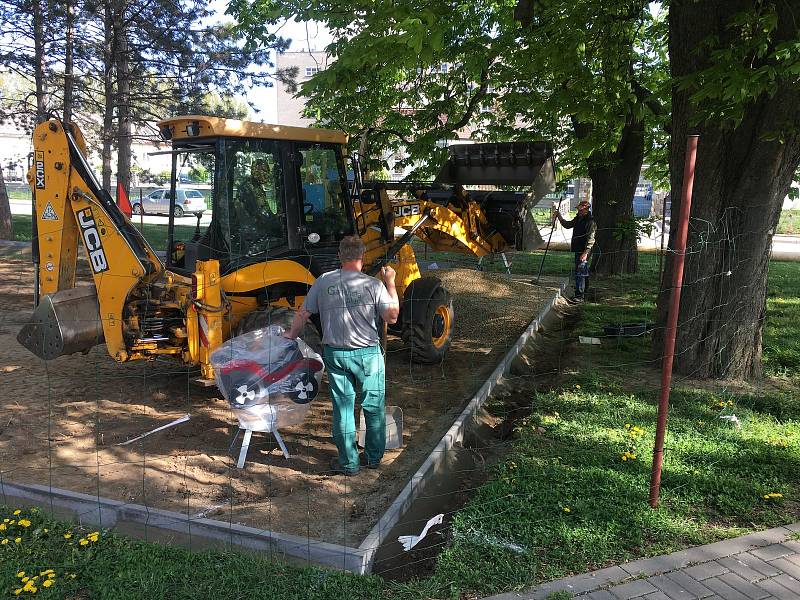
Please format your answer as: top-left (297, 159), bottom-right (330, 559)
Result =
top-left (329, 458), bottom-right (359, 476)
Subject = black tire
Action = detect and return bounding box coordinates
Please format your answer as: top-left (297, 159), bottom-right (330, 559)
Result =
top-left (173, 205), bottom-right (184, 218)
top-left (401, 277), bottom-right (454, 364)
top-left (235, 307), bottom-right (322, 354)
top-left (132, 203), bottom-right (142, 215)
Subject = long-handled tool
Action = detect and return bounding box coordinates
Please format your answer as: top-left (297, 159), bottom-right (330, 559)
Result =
top-left (533, 196), bottom-right (563, 284)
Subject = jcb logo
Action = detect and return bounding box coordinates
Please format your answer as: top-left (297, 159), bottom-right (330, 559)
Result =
top-left (78, 208), bottom-right (109, 273)
top-left (34, 151), bottom-right (45, 189)
top-left (393, 204), bottom-right (421, 218)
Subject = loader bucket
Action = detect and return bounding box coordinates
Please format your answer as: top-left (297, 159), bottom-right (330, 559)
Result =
top-left (17, 287), bottom-right (104, 360)
top-left (469, 190), bottom-right (545, 251)
top-left (435, 141), bottom-right (554, 251)
top-left (434, 141), bottom-right (555, 189)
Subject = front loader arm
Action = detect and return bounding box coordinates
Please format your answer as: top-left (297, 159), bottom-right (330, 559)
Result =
top-left (19, 119), bottom-right (164, 361)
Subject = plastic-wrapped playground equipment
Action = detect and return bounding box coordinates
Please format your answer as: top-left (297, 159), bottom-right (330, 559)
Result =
top-left (210, 325), bottom-right (324, 465)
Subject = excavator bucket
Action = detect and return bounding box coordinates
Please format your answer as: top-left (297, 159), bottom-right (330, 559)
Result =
top-left (17, 287), bottom-right (104, 360)
top-left (435, 141), bottom-right (555, 251)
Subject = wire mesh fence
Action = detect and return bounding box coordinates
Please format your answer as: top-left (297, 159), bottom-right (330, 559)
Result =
top-left (0, 204), bottom-right (797, 598)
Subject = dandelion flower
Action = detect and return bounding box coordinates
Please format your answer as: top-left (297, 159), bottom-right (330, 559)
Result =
top-left (63, 533), bottom-right (72, 539)
top-left (79, 539), bottom-right (89, 546)
top-left (1, 539), bottom-right (8, 545)
top-left (16, 572), bottom-right (25, 578)
top-left (563, 507), bottom-right (571, 513)
top-left (14, 538), bottom-right (21, 544)
top-left (43, 529), bottom-right (48, 534)
top-left (13, 589), bottom-right (21, 596)
top-left (12, 510), bottom-right (21, 516)
top-left (43, 579), bottom-right (54, 588)
top-left (17, 519), bottom-right (31, 527)
top-left (0, 524), bottom-right (6, 531)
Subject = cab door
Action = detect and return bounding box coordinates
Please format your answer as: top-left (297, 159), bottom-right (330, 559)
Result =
top-left (290, 143), bottom-right (355, 272)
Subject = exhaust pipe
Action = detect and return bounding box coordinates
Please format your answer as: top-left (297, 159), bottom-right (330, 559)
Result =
top-left (17, 287), bottom-right (105, 360)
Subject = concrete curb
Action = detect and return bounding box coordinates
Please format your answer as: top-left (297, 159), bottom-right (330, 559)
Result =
top-left (484, 523), bottom-right (800, 599)
top-left (0, 278), bottom-right (567, 575)
top-left (0, 480), bottom-right (368, 572)
top-left (358, 279), bottom-right (567, 570)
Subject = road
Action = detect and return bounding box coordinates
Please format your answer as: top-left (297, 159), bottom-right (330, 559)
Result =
top-left (542, 222), bottom-right (800, 260)
top-left (9, 198), bottom-right (800, 260)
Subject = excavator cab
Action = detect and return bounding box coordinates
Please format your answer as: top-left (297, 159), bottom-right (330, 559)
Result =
top-left (158, 117), bottom-right (356, 278)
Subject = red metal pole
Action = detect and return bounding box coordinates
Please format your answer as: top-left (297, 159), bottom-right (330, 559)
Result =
top-left (649, 135), bottom-right (698, 508)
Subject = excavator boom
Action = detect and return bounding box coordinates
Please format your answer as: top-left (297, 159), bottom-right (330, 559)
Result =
top-left (18, 120), bottom-right (163, 361)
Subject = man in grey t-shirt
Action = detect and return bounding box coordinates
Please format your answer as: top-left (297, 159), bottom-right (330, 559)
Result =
top-left (284, 236), bottom-right (399, 475)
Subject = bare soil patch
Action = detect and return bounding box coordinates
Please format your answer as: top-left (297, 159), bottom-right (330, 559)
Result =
top-left (0, 256), bottom-right (561, 547)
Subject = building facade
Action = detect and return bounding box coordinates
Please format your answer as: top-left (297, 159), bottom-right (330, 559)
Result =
top-left (275, 51), bottom-right (330, 127)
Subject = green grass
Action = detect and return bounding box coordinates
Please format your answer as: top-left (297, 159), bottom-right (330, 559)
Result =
top-left (434, 257), bottom-right (800, 595)
top-left (777, 210), bottom-right (800, 235)
top-left (7, 213), bottom-right (197, 252)
top-left (0, 507), bottom-right (402, 599)
top-left (8, 190), bottom-right (31, 201)
top-left (764, 261), bottom-right (800, 378)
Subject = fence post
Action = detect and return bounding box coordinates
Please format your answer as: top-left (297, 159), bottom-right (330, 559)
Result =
top-left (649, 134), bottom-right (698, 508)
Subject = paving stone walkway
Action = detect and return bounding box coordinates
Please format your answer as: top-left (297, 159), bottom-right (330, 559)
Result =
top-left (487, 523), bottom-right (800, 600)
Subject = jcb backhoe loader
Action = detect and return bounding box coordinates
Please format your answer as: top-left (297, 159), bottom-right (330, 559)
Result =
top-left (18, 116), bottom-right (554, 379)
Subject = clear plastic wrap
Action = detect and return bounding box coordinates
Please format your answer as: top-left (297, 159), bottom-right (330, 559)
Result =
top-left (210, 325), bottom-right (324, 431)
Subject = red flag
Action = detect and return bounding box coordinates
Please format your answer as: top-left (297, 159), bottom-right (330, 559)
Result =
top-left (117, 181), bottom-right (132, 218)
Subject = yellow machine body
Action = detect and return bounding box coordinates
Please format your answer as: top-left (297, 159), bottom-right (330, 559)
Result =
top-left (19, 116), bottom-right (553, 375)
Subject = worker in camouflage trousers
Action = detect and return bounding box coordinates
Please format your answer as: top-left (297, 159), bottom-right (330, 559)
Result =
top-left (553, 200), bottom-right (596, 303)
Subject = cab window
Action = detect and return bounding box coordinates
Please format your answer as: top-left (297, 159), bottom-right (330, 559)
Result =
top-left (298, 145), bottom-right (352, 244)
top-left (217, 139), bottom-right (287, 258)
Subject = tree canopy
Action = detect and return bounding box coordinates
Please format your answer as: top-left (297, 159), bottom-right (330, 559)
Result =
top-left (230, 0), bottom-right (670, 274)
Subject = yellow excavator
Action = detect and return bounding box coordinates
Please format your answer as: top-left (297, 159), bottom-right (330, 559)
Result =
top-left (18, 116), bottom-right (554, 379)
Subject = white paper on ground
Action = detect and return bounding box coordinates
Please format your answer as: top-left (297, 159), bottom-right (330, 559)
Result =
top-left (116, 414), bottom-right (191, 446)
top-left (579, 336), bottom-right (602, 345)
top-left (194, 503), bottom-right (227, 519)
top-left (719, 414), bottom-right (742, 429)
top-left (398, 513), bottom-right (444, 551)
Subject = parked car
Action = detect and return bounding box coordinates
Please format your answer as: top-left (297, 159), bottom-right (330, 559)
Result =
top-left (132, 188), bottom-right (206, 218)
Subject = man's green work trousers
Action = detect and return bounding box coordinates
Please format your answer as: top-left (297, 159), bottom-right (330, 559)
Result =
top-left (323, 345), bottom-right (386, 474)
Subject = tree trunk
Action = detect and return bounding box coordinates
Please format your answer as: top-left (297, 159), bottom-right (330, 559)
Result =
top-left (0, 166), bottom-right (11, 240)
top-left (115, 14), bottom-right (131, 200)
top-left (575, 115), bottom-right (644, 275)
top-left (32, 0), bottom-right (47, 123)
top-left (102, 1), bottom-right (115, 190)
top-left (63, 0), bottom-right (74, 124)
top-left (655, 0), bottom-right (800, 380)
